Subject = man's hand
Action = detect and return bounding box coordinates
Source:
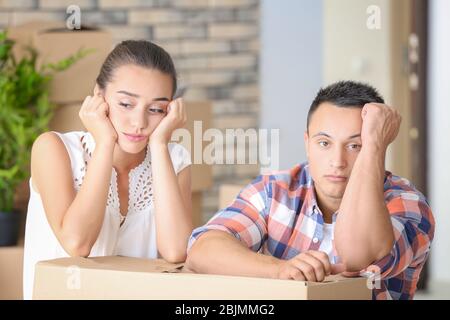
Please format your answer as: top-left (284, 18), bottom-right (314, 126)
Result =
top-left (361, 103), bottom-right (402, 151)
top-left (274, 251), bottom-right (344, 282)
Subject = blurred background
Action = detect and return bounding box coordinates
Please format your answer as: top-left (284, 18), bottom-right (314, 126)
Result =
top-left (0, 0), bottom-right (448, 299)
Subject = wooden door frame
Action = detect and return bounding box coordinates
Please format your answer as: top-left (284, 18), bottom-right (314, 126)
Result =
top-left (410, 0), bottom-right (429, 291)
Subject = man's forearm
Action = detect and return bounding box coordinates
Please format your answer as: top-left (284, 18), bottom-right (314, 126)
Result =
top-left (186, 230), bottom-right (280, 278)
top-left (335, 145), bottom-right (395, 271)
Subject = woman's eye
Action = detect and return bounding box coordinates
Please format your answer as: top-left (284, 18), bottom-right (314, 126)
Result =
top-left (318, 141), bottom-right (329, 147)
top-left (148, 107), bottom-right (165, 115)
top-left (119, 102), bottom-right (132, 108)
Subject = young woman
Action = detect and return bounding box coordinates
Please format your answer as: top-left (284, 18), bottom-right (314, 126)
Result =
top-left (23, 40), bottom-right (193, 299)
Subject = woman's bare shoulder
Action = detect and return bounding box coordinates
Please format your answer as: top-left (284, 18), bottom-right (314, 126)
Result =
top-left (31, 132), bottom-right (71, 193)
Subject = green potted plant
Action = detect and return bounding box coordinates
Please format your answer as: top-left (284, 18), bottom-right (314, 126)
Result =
top-left (0, 30), bottom-right (91, 246)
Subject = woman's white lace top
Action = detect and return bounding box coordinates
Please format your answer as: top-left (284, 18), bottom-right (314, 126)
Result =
top-left (23, 131), bottom-right (191, 299)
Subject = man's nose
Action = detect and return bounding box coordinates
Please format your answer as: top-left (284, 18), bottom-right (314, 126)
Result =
top-left (330, 147), bottom-right (347, 169)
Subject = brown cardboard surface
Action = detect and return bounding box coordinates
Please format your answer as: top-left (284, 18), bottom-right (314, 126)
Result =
top-left (0, 246), bottom-right (24, 300)
top-left (192, 191), bottom-right (203, 227)
top-left (33, 256), bottom-right (372, 300)
top-left (175, 101), bottom-right (213, 192)
top-left (8, 21), bottom-right (112, 104)
top-left (49, 102), bottom-right (86, 132)
top-left (219, 184), bottom-right (245, 209)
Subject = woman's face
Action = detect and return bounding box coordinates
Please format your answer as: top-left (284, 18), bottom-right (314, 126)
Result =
top-left (103, 64), bottom-right (173, 154)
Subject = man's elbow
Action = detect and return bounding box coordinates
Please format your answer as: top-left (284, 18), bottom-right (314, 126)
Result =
top-left (340, 242), bottom-right (393, 272)
top-left (185, 249), bottom-right (199, 272)
top-left (185, 239), bottom-right (208, 272)
top-left (341, 256), bottom-right (373, 272)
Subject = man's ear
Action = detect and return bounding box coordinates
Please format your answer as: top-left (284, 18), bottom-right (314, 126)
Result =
top-left (304, 131), bottom-right (309, 158)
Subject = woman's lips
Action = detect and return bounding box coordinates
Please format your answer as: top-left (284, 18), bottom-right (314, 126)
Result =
top-left (325, 175), bottom-right (348, 182)
top-left (123, 132), bottom-right (147, 142)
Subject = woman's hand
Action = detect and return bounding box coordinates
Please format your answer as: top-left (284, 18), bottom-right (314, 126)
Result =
top-left (79, 84), bottom-right (118, 147)
top-left (149, 98), bottom-right (187, 147)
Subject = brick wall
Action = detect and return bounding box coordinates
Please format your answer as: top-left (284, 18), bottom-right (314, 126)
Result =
top-left (0, 0), bottom-right (260, 222)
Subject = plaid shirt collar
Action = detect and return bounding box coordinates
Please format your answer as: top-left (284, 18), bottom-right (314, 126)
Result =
top-left (299, 164), bottom-right (338, 223)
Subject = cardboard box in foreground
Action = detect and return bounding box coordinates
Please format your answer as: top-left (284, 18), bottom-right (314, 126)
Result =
top-left (33, 256), bottom-right (372, 300)
top-left (0, 246), bottom-right (24, 300)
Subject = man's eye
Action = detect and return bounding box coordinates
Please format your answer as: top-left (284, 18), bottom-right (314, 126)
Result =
top-left (348, 144), bottom-right (361, 150)
top-left (119, 102), bottom-right (131, 108)
top-left (318, 141), bottom-right (329, 147)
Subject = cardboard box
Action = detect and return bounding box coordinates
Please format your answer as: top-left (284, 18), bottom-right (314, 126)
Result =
top-left (174, 101), bottom-right (213, 192)
top-left (8, 21), bottom-right (112, 104)
top-left (0, 246), bottom-right (24, 300)
top-left (219, 184), bottom-right (245, 209)
top-left (33, 256), bottom-right (371, 300)
top-left (192, 191), bottom-right (204, 228)
top-left (49, 102), bottom-right (86, 132)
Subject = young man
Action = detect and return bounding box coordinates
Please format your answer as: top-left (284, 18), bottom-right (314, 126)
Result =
top-left (186, 81), bottom-right (435, 300)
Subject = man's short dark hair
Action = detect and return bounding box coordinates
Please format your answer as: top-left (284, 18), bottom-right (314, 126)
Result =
top-left (307, 81), bottom-right (385, 130)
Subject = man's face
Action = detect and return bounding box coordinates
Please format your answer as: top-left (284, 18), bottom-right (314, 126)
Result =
top-left (304, 102), bottom-right (363, 202)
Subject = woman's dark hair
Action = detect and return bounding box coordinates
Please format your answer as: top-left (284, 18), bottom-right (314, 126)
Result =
top-left (96, 40), bottom-right (177, 96)
top-left (307, 81), bottom-right (385, 130)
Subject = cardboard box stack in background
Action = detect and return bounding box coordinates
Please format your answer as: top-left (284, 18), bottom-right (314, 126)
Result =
top-left (8, 21), bottom-right (113, 105)
top-left (33, 256), bottom-right (372, 300)
top-left (173, 101), bottom-right (213, 227)
top-left (219, 184), bottom-right (245, 209)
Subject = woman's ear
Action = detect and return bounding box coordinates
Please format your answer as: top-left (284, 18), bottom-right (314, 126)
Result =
top-left (93, 83), bottom-right (103, 97)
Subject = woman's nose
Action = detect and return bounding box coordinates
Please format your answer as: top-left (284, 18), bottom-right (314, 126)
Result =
top-left (130, 108), bottom-right (148, 130)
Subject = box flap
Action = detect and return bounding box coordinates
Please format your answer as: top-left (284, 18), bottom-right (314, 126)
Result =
top-left (40, 26), bottom-right (101, 34)
top-left (37, 256), bottom-right (184, 273)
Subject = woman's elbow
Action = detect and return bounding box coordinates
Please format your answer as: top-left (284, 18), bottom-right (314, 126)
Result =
top-left (63, 238), bottom-right (92, 258)
top-left (160, 248), bottom-right (187, 264)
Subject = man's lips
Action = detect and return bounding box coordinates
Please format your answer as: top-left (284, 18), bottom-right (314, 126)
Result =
top-left (324, 175), bottom-right (348, 182)
top-left (123, 132), bottom-right (147, 142)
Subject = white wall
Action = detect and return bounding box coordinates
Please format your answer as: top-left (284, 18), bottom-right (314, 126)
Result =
top-left (323, 0), bottom-right (401, 172)
top-left (428, 0), bottom-right (450, 283)
top-left (260, 0), bottom-right (323, 170)
top-left (323, 0), bottom-right (392, 103)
